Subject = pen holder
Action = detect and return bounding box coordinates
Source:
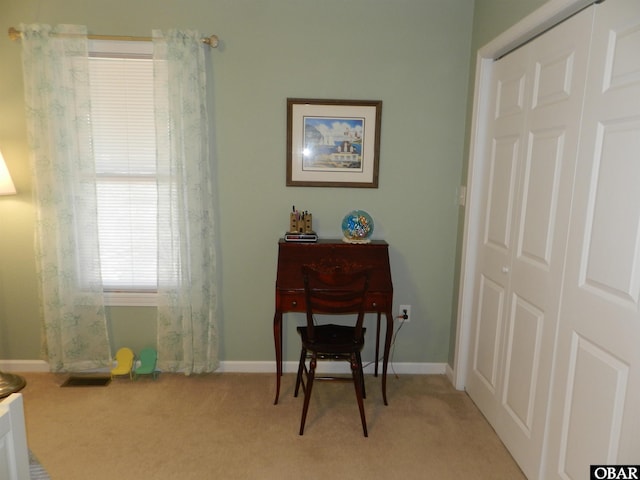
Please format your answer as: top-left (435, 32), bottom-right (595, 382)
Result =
top-left (290, 212), bottom-right (313, 233)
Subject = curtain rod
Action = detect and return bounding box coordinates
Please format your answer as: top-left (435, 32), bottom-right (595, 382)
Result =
top-left (7, 27), bottom-right (219, 47)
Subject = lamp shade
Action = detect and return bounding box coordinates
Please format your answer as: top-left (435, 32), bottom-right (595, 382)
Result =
top-left (0, 150), bottom-right (17, 195)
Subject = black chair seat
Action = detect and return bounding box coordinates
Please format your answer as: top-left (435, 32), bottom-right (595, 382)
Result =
top-left (297, 324), bottom-right (366, 353)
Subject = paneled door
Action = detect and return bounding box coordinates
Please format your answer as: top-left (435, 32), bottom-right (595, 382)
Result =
top-left (543, 0), bottom-right (640, 477)
top-left (465, 7), bottom-right (593, 479)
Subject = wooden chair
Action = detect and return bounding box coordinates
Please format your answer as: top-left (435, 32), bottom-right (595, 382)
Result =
top-left (294, 263), bottom-right (371, 437)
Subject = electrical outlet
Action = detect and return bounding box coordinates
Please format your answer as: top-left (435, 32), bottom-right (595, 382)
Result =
top-left (398, 304), bottom-right (411, 322)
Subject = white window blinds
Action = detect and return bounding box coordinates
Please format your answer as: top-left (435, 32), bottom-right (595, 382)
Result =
top-left (88, 41), bottom-right (159, 293)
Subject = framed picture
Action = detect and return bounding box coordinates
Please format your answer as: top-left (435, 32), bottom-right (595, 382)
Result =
top-left (286, 98), bottom-right (382, 188)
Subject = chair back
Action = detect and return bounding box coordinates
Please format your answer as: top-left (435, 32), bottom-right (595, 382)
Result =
top-left (114, 347), bottom-right (135, 369)
top-left (302, 263), bottom-right (371, 344)
top-left (111, 347), bottom-right (135, 378)
top-left (137, 348), bottom-right (157, 373)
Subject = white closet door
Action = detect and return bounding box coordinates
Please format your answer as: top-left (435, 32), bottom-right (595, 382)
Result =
top-left (465, 7), bottom-right (593, 479)
top-left (465, 41), bottom-right (528, 424)
top-left (544, 0), bottom-right (640, 477)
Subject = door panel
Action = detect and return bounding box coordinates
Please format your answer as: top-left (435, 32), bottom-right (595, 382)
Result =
top-left (560, 335), bottom-right (629, 479)
top-left (466, 7), bottom-right (593, 479)
top-left (486, 136), bottom-right (520, 251)
top-left (503, 294), bottom-right (543, 432)
top-left (497, 73), bottom-right (526, 118)
top-left (532, 51), bottom-right (574, 108)
top-left (473, 275), bottom-right (506, 391)
top-left (467, 52), bottom-right (527, 424)
top-left (518, 129), bottom-right (564, 266)
top-left (585, 121), bottom-right (640, 300)
top-left (545, 2), bottom-right (640, 476)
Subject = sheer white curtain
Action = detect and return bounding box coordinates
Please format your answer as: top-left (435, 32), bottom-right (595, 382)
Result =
top-left (20, 24), bottom-right (111, 371)
top-left (153, 30), bottom-right (218, 374)
top-left (19, 25), bottom-right (218, 373)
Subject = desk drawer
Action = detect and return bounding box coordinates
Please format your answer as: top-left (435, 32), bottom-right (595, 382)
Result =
top-left (277, 292), bottom-right (390, 313)
top-left (277, 292), bottom-right (306, 312)
top-left (365, 294), bottom-right (390, 312)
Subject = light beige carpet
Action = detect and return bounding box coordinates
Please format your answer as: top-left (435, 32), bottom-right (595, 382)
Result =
top-left (18, 372), bottom-right (525, 480)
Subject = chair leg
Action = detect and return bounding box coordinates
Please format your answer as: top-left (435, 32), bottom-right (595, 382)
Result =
top-left (351, 353), bottom-right (368, 437)
top-left (356, 351), bottom-right (366, 399)
top-left (299, 354), bottom-right (316, 435)
top-left (294, 347), bottom-right (307, 397)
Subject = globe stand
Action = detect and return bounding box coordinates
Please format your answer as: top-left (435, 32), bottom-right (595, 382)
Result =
top-left (342, 237), bottom-right (371, 244)
top-left (0, 371), bottom-right (26, 398)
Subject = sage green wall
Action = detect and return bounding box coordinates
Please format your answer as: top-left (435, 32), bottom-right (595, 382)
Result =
top-left (447, 0), bottom-right (551, 365)
top-left (471, 0), bottom-right (549, 50)
top-left (0, 0), bottom-right (475, 366)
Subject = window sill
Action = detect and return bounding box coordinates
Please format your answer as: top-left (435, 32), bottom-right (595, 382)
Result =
top-left (104, 291), bottom-right (157, 307)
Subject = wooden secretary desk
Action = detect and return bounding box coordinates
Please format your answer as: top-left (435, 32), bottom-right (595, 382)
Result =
top-left (273, 239), bottom-right (394, 405)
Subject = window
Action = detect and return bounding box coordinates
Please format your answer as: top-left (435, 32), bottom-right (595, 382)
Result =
top-left (88, 40), bottom-right (161, 306)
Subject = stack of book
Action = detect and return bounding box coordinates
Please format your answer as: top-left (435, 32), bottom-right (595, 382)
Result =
top-left (284, 231), bottom-right (318, 242)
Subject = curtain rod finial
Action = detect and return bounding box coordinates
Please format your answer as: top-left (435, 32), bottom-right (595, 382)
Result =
top-left (8, 27), bottom-right (21, 41)
top-left (203, 34), bottom-right (219, 48)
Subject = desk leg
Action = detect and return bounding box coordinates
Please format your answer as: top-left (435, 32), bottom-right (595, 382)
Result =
top-left (374, 312), bottom-right (381, 377)
top-left (273, 311), bottom-right (283, 405)
top-left (382, 310), bottom-right (393, 406)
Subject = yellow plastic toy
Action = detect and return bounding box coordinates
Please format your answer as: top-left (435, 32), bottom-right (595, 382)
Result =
top-left (110, 347), bottom-right (135, 380)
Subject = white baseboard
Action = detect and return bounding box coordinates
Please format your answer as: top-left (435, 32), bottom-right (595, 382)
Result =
top-left (0, 360), bottom-right (50, 372)
top-left (217, 361), bottom-right (447, 375)
top-left (445, 363), bottom-right (463, 390)
top-left (1, 359), bottom-right (448, 376)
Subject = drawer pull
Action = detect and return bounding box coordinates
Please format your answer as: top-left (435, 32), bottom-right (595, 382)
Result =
top-left (291, 301), bottom-right (297, 307)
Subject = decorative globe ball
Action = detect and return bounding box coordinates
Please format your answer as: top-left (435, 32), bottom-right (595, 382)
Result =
top-left (341, 210), bottom-right (374, 243)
